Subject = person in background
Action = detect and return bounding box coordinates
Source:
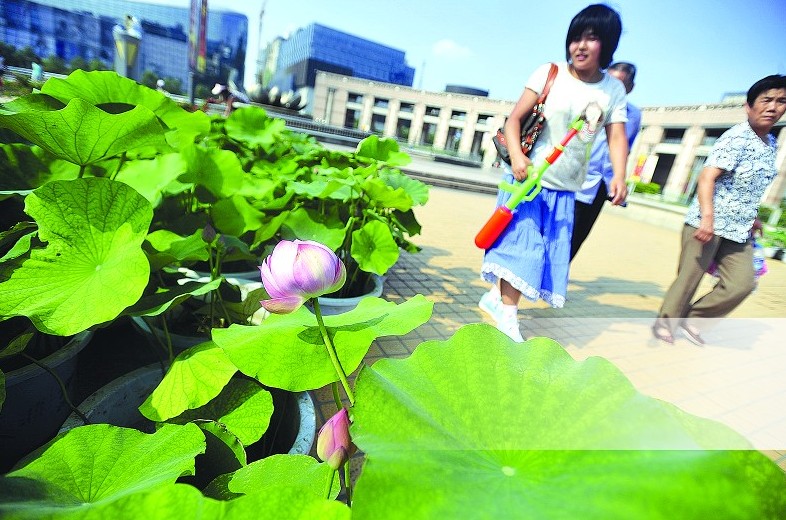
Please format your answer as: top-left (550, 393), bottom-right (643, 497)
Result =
top-left (652, 74), bottom-right (786, 345)
top-left (478, 4), bottom-right (629, 342)
top-left (571, 62), bottom-right (641, 260)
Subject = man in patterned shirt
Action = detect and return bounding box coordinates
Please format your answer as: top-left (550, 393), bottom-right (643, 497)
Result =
top-left (653, 74), bottom-right (786, 345)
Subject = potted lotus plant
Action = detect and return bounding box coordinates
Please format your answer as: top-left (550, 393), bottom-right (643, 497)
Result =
top-left (1, 239), bottom-right (785, 519)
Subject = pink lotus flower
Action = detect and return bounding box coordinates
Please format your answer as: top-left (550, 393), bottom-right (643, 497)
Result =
top-left (317, 408), bottom-right (356, 470)
top-left (259, 240), bottom-right (346, 314)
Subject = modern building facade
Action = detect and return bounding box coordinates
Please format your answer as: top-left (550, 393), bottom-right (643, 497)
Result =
top-left (0, 0), bottom-right (248, 89)
top-left (260, 23), bottom-right (415, 113)
top-left (312, 71), bottom-right (786, 206)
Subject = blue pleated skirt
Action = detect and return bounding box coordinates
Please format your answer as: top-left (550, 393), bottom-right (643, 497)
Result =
top-left (480, 170), bottom-right (574, 308)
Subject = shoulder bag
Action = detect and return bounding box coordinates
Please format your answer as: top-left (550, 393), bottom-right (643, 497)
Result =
top-left (492, 63), bottom-right (559, 164)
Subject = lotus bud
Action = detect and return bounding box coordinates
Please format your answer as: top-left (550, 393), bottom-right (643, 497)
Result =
top-left (258, 240), bottom-right (346, 314)
top-left (201, 223), bottom-right (217, 244)
top-left (316, 408), bottom-right (355, 470)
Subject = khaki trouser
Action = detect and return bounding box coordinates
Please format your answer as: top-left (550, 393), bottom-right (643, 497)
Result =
top-left (657, 224), bottom-right (754, 332)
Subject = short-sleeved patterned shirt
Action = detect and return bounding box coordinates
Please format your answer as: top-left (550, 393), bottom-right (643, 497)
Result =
top-left (685, 121), bottom-right (779, 243)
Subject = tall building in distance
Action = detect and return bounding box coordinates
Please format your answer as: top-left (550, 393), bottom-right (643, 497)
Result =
top-left (0, 0), bottom-right (248, 90)
top-left (259, 23), bottom-right (415, 113)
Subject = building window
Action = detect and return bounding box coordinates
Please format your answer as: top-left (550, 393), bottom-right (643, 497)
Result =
top-left (476, 114), bottom-right (493, 125)
top-left (426, 106), bottom-right (440, 117)
top-left (347, 92), bottom-right (363, 104)
top-left (702, 128), bottom-right (729, 146)
top-left (446, 127), bottom-right (462, 151)
top-left (471, 130), bottom-right (485, 158)
top-left (371, 113), bottom-right (386, 133)
top-left (374, 97), bottom-right (389, 109)
top-left (420, 122), bottom-right (437, 145)
top-left (451, 110), bottom-right (466, 121)
top-left (344, 109), bottom-right (360, 129)
top-left (396, 119), bottom-right (411, 140)
top-left (662, 128), bottom-right (685, 144)
top-left (399, 102), bottom-right (414, 113)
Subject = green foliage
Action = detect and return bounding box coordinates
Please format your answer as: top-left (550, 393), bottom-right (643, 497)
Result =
top-left (633, 180), bottom-right (661, 194)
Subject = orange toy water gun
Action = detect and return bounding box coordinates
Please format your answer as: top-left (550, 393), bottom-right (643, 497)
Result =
top-left (475, 103), bottom-right (602, 249)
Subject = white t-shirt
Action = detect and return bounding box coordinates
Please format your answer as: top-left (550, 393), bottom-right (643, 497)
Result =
top-left (525, 62), bottom-right (628, 192)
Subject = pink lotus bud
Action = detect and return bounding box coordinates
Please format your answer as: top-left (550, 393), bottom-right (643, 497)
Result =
top-left (316, 408), bottom-right (355, 470)
top-left (258, 240), bottom-right (346, 314)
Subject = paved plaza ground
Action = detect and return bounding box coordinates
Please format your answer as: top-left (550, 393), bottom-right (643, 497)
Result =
top-left (312, 173), bottom-right (786, 473)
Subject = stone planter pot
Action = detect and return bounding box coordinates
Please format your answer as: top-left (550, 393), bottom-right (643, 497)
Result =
top-left (316, 274), bottom-right (384, 316)
top-left (61, 363), bottom-right (316, 487)
top-left (0, 331), bottom-right (93, 472)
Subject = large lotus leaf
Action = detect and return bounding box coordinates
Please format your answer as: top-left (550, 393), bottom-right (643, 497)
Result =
top-left (228, 454), bottom-right (341, 499)
top-left (350, 220), bottom-right (399, 276)
top-left (35, 481), bottom-right (351, 520)
top-left (0, 98), bottom-right (167, 167)
top-left (213, 295), bottom-right (433, 391)
top-left (380, 169), bottom-right (430, 206)
top-left (355, 135), bottom-right (411, 166)
top-left (39, 70), bottom-right (210, 146)
top-left (251, 211), bottom-right (289, 249)
top-left (224, 106), bottom-right (287, 151)
top-left (350, 323), bottom-right (786, 520)
top-left (115, 153), bottom-right (188, 206)
top-left (179, 144), bottom-right (245, 199)
top-left (281, 207), bottom-right (346, 251)
top-left (0, 222), bottom-right (36, 263)
top-left (361, 177), bottom-right (413, 211)
top-left (0, 93), bottom-right (66, 115)
top-left (211, 195), bottom-right (265, 237)
top-left (124, 278), bottom-right (222, 317)
top-left (140, 341), bottom-right (237, 422)
top-left (163, 378), bottom-right (273, 447)
top-left (0, 178), bottom-right (152, 335)
top-left (289, 173), bottom-right (353, 201)
top-left (0, 423), bottom-right (205, 519)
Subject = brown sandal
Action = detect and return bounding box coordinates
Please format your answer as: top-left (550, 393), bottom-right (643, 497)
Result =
top-left (651, 323), bottom-right (674, 344)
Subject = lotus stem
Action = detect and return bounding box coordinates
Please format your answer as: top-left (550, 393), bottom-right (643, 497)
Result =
top-left (22, 353), bottom-right (90, 425)
top-left (312, 299), bottom-right (355, 405)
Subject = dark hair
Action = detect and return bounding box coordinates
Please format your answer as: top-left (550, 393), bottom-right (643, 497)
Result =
top-left (609, 62), bottom-right (636, 82)
top-left (746, 74), bottom-right (786, 106)
top-left (565, 4), bottom-right (622, 69)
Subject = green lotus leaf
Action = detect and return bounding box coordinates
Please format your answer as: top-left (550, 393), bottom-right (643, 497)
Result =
top-left (0, 93), bottom-right (65, 114)
top-left (282, 207), bottom-right (346, 251)
top-left (350, 323), bottom-right (786, 519)
top-left (179, 144), bottom-right (245, 199)
top-left (0, 371), bottom-right (5, 413)
top-left (164, 378), bottom-right (273, 447)
top-left (0, 144), bottom-right (62, 192)
top-left (228, 454), bottom-right (341, 499)
top-left (361, 177), bottom-right (413, 212)
top-left (124, 278), bottom-right (222, 317)
top-left (193, 421), bottom-right (247, 478)
top-left (0, 226), bottom-right (35, 263)
top-left (355, 135), bottom-right (411, 166)
top-left (224, 106), bottom-right (287, 151)
top-left (213, 295), bottom-right (433, 391)
top-left (211, 195), bottom-right (266, 237)
top-left (350, 220), bottom-right (399, 276)
top-left (380, 169), bottom-right (430, 206)
top-left (40, 70), bottom-right (210, 146)
top-left (140, 341), bottom-right (237, 422)
top-left (115, 153), bottom-right (187, 206)
top-left (289, 173), bottom-right (353, 201)
top-left (0, 178), bottom-right (152, 335)
top-left (0, 98), bottom-right (167, 167)
top-left (0, 423), bottom-right (205, 518)
top-left (143, 229), bottom-right (209, 271)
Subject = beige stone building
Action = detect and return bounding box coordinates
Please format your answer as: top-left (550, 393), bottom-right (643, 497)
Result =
top-left (312, 71), bottom-right (786, 206)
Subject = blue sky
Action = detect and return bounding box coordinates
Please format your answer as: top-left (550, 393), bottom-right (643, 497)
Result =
top-left (147, 0), bottom-right (786, 107)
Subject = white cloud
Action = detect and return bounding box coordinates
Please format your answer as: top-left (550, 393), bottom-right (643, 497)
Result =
top-left (431, 39), bottom-right (473, 60)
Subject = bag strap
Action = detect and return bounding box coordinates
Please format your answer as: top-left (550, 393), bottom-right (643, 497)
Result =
top-left (537, 63), bottom-right (559, 104)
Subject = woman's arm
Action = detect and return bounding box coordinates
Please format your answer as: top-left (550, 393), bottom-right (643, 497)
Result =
top-left (605, 121), bottom-right (629, 205)
top-left (693, 166), bottom-right (724, 243)
top-left (504, 88), bottom-right (539, 181)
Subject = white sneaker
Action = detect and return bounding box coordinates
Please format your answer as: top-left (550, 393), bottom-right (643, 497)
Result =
top-left (495, 313), bottom-right (524, 343)
top-left (478, 291), bottom-right (503, 322)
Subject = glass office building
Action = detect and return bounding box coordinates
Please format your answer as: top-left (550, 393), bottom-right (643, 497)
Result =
top-left (265, 23), bottom-right (415, 93)
top-left (0, 0), bottom-right (248, 88)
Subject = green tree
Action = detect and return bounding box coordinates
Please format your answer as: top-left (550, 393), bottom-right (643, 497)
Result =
top-left (69, 56), bottom-right (89, 72)
top-left (140, 70), bottom-right (158, 90)
top-left (87, 58), bottom-right (108, 72)
top-left (42, 55), bottom-right (68, 74)
top-left (162, 76), bottom-right (183, 95)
